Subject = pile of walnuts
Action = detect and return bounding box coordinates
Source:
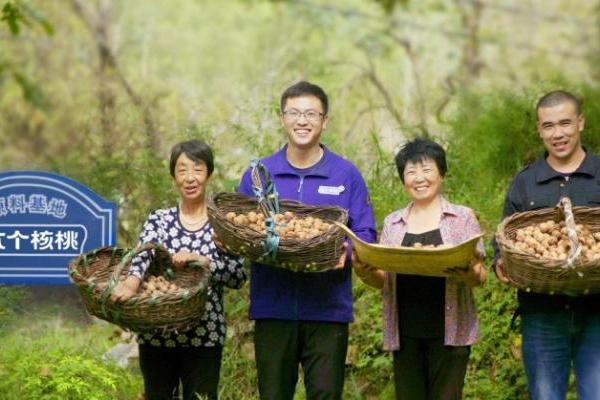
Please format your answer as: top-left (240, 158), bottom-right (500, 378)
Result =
top-left (510, 220), bottom-right (600, 261)
top-left (225, 210), bottom-right (334, 240)
top-left (99, 275), bottom-right (181, 297)
top-left (139, 275), bottom-right (180, 296)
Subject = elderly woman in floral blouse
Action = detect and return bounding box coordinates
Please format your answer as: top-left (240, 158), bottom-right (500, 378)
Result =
top-left (353, 138), bottom-right (486, 400)
top-left (111, 140), bottom-right (247, 400)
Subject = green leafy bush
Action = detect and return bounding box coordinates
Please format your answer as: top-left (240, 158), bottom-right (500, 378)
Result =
top-left (0, 285), bottom-right (29, 332)
top-left (0, 318), bottom-right (141, 399)
top-left (20, 355), bottom-right (121, 400)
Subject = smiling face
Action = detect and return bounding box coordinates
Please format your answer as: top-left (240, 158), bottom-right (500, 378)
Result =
top-left (281, 95), bottom-right (329, 151)
top-left (173, 153), bottom-right (210, 204)
top-left (402, 158), bottom-right (444, 203)
top-left (537, 101), bottom-right (585, 166)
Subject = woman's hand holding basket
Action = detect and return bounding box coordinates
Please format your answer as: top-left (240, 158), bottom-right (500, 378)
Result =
top-left (172, 251), bottom-right (210, 268)
top-left (110, 250), bottom-right (210, 303)
top-left (446, 258), bottom-right (486, 287)
top-left (351, 247), bottom-right (384, 289)
top-left (111, 276), bottom-right (142, 302)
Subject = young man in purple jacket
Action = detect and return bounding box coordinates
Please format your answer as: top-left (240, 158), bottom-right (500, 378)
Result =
top-left (238, 81), bottom-right (377, 400)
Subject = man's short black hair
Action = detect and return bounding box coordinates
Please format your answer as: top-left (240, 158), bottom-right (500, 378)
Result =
top-left (169, 140), bottom-right (214, 177)
top-left (536, 90), bottom-right (582, 116)
top-left (280, 81), bottom-right (329, 115)
top-left (395, 138), bottom-right (447, 183)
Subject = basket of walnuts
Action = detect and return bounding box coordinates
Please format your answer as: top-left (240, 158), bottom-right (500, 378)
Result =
top-left (208, 192), bottom-right (348, 272)
top-left (496, 197), bottom-right (600, 296)
top-left (208, 160), bottom-right (348, 273)
top-left (69, 242), bottom-right (210, 332)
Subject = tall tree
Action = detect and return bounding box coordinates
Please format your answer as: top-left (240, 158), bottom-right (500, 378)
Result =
top-left (71, 0), bottom-right (161, 155)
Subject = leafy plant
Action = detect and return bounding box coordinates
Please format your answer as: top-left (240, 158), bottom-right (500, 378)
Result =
top-left (0, 285), bottom-right (29, 332)
top-left (0, 315), bottom-right (141, 399)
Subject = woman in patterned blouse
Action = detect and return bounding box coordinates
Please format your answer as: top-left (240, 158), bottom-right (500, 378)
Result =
top-left (353, 138), bottom-right (486, 400)
top-left (111, 140), bottom-right (247, 400)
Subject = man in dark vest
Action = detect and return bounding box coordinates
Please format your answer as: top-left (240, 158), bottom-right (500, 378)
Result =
top-left (494, 90), bottom-right (600, 400)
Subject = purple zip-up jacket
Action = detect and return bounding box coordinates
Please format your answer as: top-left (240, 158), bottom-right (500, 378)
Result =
top-left (239, 145), bottom-right (376, 322)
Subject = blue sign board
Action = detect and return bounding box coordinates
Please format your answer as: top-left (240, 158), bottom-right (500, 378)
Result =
top-left (0, 171), bottom-right (117, 284)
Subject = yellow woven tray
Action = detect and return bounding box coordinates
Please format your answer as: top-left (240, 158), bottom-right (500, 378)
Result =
top-left (336, 222), bottom-right (483, 277)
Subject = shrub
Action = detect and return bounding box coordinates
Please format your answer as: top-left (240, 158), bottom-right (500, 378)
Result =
top-left (0, 318), bottom-right (141, 399)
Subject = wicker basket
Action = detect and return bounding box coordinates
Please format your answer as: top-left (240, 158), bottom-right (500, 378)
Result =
top-left (69, 242), bottom-right (210, 332)
top-left (208, 192), bottom-right (349, 272)
top-left (496, 197), bottom-right (600, 296)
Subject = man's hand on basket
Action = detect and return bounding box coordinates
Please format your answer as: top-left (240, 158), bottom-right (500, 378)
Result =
top-left (111, 276), bottom-right (141, 302)
top-left (447, 259), bottom-right (486, 288)
top-left (212, 232), bottom-right (226, 252)
top-left (493, 258), bottom-right (510, 284)
top-left (172, 251), bottom-right (210, 268)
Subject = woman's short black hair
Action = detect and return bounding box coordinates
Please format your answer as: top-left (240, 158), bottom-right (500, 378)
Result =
top-left (395, 138), bottom-right (447, 183)
top-left (169, 140), bottom-right (214, 177)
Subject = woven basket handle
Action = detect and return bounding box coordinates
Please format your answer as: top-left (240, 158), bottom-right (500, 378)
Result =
top-left (249, 159), bottom-right (281, 263)
top-left (101, 242), bottom-right (173, 303)
top-left (110, 242), bottom-right (172, 282)
top-left (98, 242), bottom-right (172, 304)
top-left (558, 197), bottom-right (582, 268)
top-left (250, 159), bottom-right (280, 217)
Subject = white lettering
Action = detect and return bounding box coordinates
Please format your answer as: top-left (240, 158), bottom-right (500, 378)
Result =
top-left (46, 198), bottom-right (67, 219)
top-left (31, 230), bottom-right (54, 250)
top-left (55, 230), bottom-right (79, 251)
top-left (0, 198), bottom-right (7, 217)
top-left (7, 194), bottom-right (27, 213)
top-left (28, 194), bottom-right (48, 214)
top-left (7, 230), bottom-right (29, 250)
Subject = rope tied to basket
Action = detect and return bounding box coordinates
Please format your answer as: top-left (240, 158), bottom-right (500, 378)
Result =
top-left (250, 159), bottom-right (281, 263)
top-left (559, 197), bottom-right (583, 273)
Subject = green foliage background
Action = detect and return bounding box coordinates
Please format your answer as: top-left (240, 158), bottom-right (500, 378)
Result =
top-left (2, 0), bottom-right (600, 399)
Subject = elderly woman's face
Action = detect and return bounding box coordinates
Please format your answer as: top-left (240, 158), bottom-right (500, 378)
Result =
top-left (173, 153), bottom-right (209, 203)
top-left (402, 158), bottom-right (443, 203)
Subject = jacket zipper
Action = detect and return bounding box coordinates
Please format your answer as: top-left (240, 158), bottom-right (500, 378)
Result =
top-left (297, 176), bottom-right (304, 201)
top-left (296, 175), bottom-right (304, 318)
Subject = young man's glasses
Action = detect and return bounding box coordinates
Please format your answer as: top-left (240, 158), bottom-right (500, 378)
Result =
top-left (282, 109), bottom-right (325, 124)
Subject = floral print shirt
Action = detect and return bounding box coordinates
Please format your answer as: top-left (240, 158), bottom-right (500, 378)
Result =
top-left (129, 207), bottom-right (247, 348)
top-left (381, 198), bottom-right (485, 351)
